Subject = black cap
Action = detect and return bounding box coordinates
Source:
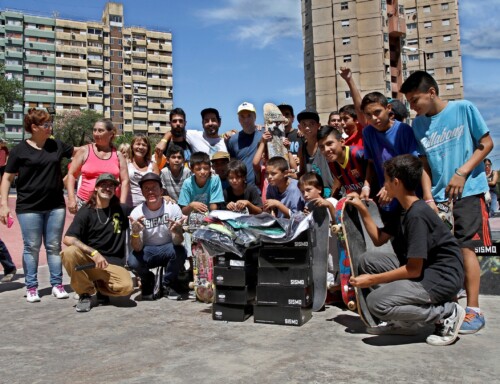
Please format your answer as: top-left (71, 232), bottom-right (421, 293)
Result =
top-left (278, 103), bottom-right (294, 116)
top-left (139, 172), bottom-right (162, 188)
top-left (201, 108), bottom-right (221, 121)
top-left (95, 173), bottom-right (120, 186)
top-left (297, 108), bottom-right (320, 123)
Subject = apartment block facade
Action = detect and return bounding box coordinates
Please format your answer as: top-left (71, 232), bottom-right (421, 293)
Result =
top-left (0, 2), bottom-right (173, 141)
top-left (302, 0), bottom-right (463, 123)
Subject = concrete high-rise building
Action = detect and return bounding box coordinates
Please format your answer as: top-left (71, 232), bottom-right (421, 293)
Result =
top-left (0, 2), bottom-right (173, 141)
top-left (301, 0), bottom-right (463, 123)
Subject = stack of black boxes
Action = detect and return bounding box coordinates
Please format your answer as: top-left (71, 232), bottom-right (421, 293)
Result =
top-left (254, 232), bottom-right (313, 326)
top-left (212, 250), bottom-right (258, 322)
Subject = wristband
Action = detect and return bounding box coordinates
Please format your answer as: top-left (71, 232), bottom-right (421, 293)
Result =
top-left (455, 168), bottom-right (466, 178)
top-left (361, 186), bottom-right (370, 191)
top-left (160, 138), bottom-right (168, 143)
top-left (90, 250), bottom-right (99, 257)
top-left (425, 199), bottom-right (435, 204)
top-left (131, 233), bottom-right (141, 238)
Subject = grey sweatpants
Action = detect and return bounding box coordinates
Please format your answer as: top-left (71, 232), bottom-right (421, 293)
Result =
top-left (358, 251), bottom-right (456, 324)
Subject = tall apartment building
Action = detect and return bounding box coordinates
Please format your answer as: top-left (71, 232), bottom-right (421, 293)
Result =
top-left (0, 2), bottom-right (173, 142)
top-left (301, 0), bottom-right (463, 123)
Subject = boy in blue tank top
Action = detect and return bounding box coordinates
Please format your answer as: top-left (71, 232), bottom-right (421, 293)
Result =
top-left (401, 71), bottom-right (494, 334)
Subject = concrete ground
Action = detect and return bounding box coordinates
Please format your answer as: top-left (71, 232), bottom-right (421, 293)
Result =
top-left (0, 266), bottom-right (499, 384)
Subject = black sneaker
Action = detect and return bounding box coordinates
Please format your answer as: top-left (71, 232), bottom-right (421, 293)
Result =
top-left (76, 293), bottom-right (92, 312)
top-left (164, 286), bottom-right (188, 301)
top-left (96, 291), bottom-right (110, 306)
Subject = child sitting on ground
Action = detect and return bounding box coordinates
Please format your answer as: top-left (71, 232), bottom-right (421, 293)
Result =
top-left (298, 172), bottom-right (339, 294)
top-left (264, 156), bottom-right (304, 218)
top-left (178, 151), bottom-right (224, 215)
top-left (347, 154), bottom-right (465, 346)
top-left (224, 160), bottom-right (263, 214)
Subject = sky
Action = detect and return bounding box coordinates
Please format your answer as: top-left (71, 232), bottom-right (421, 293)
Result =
top-left (2, 0), bottom-right (499, 165)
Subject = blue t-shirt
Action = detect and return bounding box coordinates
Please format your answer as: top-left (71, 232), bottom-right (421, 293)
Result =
top-left (412, 100), bottom-right (489, 202)
top-left (266, 178), bottom-right (305, 218)
top-left (177, 174), bottom-right (225, 207)
top-left (227, 129), bottom-right (263, 185)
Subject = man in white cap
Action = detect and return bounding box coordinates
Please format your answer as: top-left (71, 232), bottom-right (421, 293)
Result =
top-left (227, 102), bottom-right (262, 185)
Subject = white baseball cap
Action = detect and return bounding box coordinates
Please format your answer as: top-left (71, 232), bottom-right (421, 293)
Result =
top-left (237, 102), bottom-right (256, 114)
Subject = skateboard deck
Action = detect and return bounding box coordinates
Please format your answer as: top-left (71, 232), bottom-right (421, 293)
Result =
top-left (436, 200), bottom-right (454, 232)
top-left (263, 103), bottom-right (289, 160)
top-left (310, 206), bottom-right (330, 311)
top-left (184, 212), bottom-right (214, 303)
top-left (332, 198), bottom-right (392, 327)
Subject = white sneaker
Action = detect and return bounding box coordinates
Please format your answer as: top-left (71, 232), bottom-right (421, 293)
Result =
top-left (26, 287), bottom-right (41, 303)
top-left (426, 303), bottom-right (466, 346)
top-left (52, 284), bottom-right (70, 299)
top-left (367, 321), bottom-right (423, 336)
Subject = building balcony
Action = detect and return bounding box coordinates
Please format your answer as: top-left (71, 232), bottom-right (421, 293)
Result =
top-left (25, 67), bottom-right (56, 77)
top-left (56, 44), bottom-right (86, 55)
top-left (55, 31), bottom-right (87, 42)
top-left (25, 54), bottom-right (56, 65)
top-left (133, 111), bottom-right (148, 119)
top-left (55, 96), bottom-right (87, 105)
top-left (58, 70), bottom-right (87, 80)
top-left (388, 16), bottom-right (406, 37)
top-left (24, 81), bottom-right (56, 91)
top-left (132, 74), bottom-right (147, 82)
top-left (147, 90), bottom-right (167, 98)
top-left (148, 114), bottom-right (168, 122)
top-left (88, 96), bottom-right (103, 104)
top-left (24, 28), bottom-right (55, 39)
top-left (133, 124), bottom-right (148, 132)
top-left (56, 57), bottom-right (87, 67)
top-left (25, 94), bottom-right (56, 103)
top-left (24, 41), bottom-right (55, 51)
top-left (148, 126), bottom-right (167, 134)
top-left (56, 83), bottom-right (87, 92)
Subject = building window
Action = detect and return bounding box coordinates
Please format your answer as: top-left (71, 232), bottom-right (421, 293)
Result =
top-left (407, 38), bottom-right (418, 46)
top-left (442, 19), bottom-right (450, 26)
top-left (441, 3), bottom-right (449, 10)
top-left (426, 53), bottom-right (434, 60)
top-left (446, 67), bottom-right (453, 74)
top-left (424, 21), bottom-right (432, 28)
top-left (446, 83), bottom-right (454, 90)
top-left (341, 20), bottom-right (350, 27)
top-left (405, 7), bottom-right (416, 14)
top-left (383, 33), bottom-right (388, 43)
top-left (407, 23), bottom-right (417, 30)
top-left (342, 37), bottom-right (351, 45)
top-left (341, 2), bottom-right (348, 10)
top-left (408, 54), bottom-right (419, 61)
top-left (343, 55), bottom-right (352, 63)
top-left (344, 91), bottom-right (351, 99)
top-left (426, 37), bottom-right (433, 44)
top-left (423, 6), bottom-right (431, 13)
top-left (444, 50), bottom-right (453, 57)
top-left (443, 35), bottom-right (451, 42)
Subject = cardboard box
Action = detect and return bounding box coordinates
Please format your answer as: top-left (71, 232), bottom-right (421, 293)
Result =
top-left (257, 266), bottom-right (311, 287)
top-left (260, 232), bottom-right (309, 249)
top-left (258, 248), bottom-right (310, 268)
top-left (213, 266), bottom-right (257, 287)
top-left (214, 251), bottom-right (257, 268)
top-left (212, 303), bottom-right (253, 322)
top-left (253, 305), bottom-right (312, 326)
top-left (256, 285), bottom-right (312, 307)
top-left (214, 286), bottom-right (256, 305)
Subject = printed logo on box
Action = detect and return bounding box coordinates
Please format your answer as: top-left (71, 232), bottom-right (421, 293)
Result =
top-left (290, 279), bottom-right (305, 285)
top-left (285, 318), bottom-right (299, 325)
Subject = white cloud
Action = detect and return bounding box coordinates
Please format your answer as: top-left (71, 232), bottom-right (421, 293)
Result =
top-left (197, 0), bottom-right (301, 48)
top-left (460, 0), bottom-right (500, 60)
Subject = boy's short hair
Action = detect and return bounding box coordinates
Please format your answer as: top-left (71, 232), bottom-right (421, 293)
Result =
top-left (317, 125), bottom-right (342, 142)
top-left (189, 151), bottom-right (211, 169)
top-left (298, 172), bottom-right (324, 197)
top-left (388, 99), bottom-right (409, 121)
top-left (166, 144), bottom-right (184, 158)
top-left (227, 159), bottom-right (247, 178)
top-left (360, 92), bottom-right (389, 112)
top-left (278, 103), bottom-right (294, 117)
top-left (169, 107), bottom-right (186, 121)
top-left (339, 104), bottom-right (357, 119)
top-left (383, 154), bottom-right (423, 192)
top-left (266, 156), bottom-right (289, 172)
top-left (400, 70), bottom-right (440, 96)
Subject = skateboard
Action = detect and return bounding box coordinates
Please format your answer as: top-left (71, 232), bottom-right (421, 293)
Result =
top-left (331, 197), bottom-right (392, 327)
top-left (263, 103), bottom-right (289, 160)
top-left (184, 212), bottom-right (214, 303)
top-left (436, 200), bottom-right (454, 232)
top-left (309, 205), bottom-right (331, 311)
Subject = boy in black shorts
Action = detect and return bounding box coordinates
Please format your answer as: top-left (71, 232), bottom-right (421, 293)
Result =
top-left (348, 155), bottom-right (465, 346)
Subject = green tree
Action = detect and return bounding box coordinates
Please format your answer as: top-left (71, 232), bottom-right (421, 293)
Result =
top-left (0, 64), bottom-right (23, 125)
top-left (52, 109), bottom-right (103, 147)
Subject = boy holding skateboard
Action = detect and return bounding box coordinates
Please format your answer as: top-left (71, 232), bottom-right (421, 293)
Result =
top-left (348, 155), bottom-right (465, 346)
top-left (401, 71), bottom-right (493, 334)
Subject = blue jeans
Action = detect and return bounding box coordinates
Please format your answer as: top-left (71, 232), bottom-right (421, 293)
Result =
top-left (489, 191), bottom-right (498, 217)
top-left (0, 239), bottom-right (16, 273)
top-left (128, 242), bottom-right (186, 288)
top-left (17, 208), bottom-right (66, 289)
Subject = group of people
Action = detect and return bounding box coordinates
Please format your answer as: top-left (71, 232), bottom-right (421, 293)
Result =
top-left (0, 69), bottom-right (494, 347)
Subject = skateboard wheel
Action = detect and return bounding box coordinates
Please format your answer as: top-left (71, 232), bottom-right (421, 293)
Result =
top-left (188, 281), bottom-right (195, 289)
top-left (347, 301), bottom-right (357, 311)
top-left (331, 224), bottom-right (342, 234)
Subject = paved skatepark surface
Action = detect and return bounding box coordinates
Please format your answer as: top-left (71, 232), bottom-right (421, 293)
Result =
top-left (0, 266), bottom-right (498, 384)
